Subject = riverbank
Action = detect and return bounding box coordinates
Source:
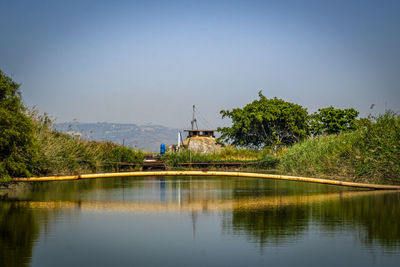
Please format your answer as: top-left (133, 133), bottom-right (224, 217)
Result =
top-left (2, 69), bottom-right (398, 185)
top-left (11, 171), bottom-right (400, 190)
top-left (2, 104), bottom-right (398, 186)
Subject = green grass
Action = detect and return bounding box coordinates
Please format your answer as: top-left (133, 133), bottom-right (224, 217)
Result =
top-left (29, 111), bottom-right (144, 177)
top-left (279, 111), bottom-right (400, 185)
top-left (4, 109), bottom-right (397, 185)
top-left (162, 145), bottom-right (279, 169)
top-left (279, 131), bottom-right (359, 178)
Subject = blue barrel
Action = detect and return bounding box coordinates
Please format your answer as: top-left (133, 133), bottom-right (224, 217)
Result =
top-left (160, 143), bottom-right (166, 155)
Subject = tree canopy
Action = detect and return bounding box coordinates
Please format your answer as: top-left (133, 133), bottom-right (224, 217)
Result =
top-left (217, 91), bottom-right (309, 149)
top-left (0, 70), bottom-right (38, 180)
top-left (309, 106), bottom-right (359, 135)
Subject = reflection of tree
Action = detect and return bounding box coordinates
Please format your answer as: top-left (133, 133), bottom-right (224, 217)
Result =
top-left (223, 205), bottom-right (309, 248)
top-left (317, 193), bottom-right (400, 250)
top-left (0, 202), bottom-right (39, 267)
top-left (224, 192), bottom-right (400, 251)
top-left (2, 176), bottom-right (400, 265)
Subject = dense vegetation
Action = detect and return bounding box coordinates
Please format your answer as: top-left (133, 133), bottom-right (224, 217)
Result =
top-left (280, 112), bottom-right (400, 184)
top-left (218, 91), bottom-right (309, 150)
top-left (218, 92), bottom-right (399, 185)
top-left (0, 70), bottom-right (40, 181)
top-left (1, 69), bottom-right (398, 185)
top-left (309, 106), bottom-right (359, 135)
top-left (0, 70), bottom-right (143, 182)
top-left (30, 110), bottom-right (143, 177)
top-left (218, 92), bottom-right (361, 150)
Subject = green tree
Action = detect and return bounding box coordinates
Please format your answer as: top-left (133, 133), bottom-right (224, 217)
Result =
top-left (309, 106), bottom-right (359, 135)
top-left (0, 70), bottom-right (39, 181)
top-left (218, 91), bottom-right (309, 150)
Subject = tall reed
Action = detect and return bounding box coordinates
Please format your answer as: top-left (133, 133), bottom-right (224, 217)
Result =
top-left (29, 110), bottom-right (143, 176)
top-left (280, 111), bottom-right (400, 184)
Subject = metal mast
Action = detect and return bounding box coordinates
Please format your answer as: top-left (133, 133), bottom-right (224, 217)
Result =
top-left (191, 105), bottom-right (198, 130)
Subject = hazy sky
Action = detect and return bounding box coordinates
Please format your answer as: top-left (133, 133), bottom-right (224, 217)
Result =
top-left (1, 0), bottom-right (399, 128)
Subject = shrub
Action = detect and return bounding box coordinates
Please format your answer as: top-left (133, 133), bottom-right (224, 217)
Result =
top-left (0, 70), bottom-right (39, 181)
top-left (280, 111), bottom-right (400, 184)
top-left (354, 111), bottom-right (400, 184)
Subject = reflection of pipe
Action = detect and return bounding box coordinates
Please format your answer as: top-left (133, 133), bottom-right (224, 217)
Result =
top-left (12, 190), bottom-right (399, 212)
top-left (12, 171), bottom-right (400, 190)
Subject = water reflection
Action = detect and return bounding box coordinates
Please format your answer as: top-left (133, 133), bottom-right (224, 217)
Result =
top-left (10, 190), bottom-right (396, 212)
top-left (224, 192), bottom-right (400, 250)
top-left (0, 202), bottom-right (39, 267)
top-left (1, 176), bottom-right (399, 266)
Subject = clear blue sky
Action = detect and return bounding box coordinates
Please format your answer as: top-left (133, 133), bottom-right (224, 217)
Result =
top-left (1, 0), bottom-right (399, 128)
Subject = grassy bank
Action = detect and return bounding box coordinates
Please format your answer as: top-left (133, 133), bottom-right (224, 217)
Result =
top-left (29, 111), bottom-right (144, 177)
top-left (2, 106), bottom-right (397, 186)
top-left (280, 112), bottom-right (400, 185)
top-left (162, 146), bottom-right (279, 169)
top-left (167, 111), bottom-right (399, 185)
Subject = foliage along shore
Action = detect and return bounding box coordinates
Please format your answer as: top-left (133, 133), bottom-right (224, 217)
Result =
top-left (1, 70), bottom-right (399, 185)
top-left (2, 109), bottom-right (144, 182)
top-left (164, 91), bottom-right (399, 185)
top-left (1, 69), bottom-right (144, 182)
top-left (279, 111), bottom-right (400, 185)
top-left (163, 112), bottom-right (400, 186)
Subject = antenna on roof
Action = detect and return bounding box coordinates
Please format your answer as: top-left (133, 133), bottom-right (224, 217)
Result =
top-left (191, 105), bottom-right (198, 130)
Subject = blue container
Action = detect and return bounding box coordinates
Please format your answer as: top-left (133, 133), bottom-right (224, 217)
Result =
top-left (160, 143), bottom-right (166, 155)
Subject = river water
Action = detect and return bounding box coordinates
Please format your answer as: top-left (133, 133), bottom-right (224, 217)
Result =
top-left (1, 176), bottom-right (399, 267)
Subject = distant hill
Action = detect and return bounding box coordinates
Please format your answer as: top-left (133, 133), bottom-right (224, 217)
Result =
top-left (53, 122), bottom-right (184, 152)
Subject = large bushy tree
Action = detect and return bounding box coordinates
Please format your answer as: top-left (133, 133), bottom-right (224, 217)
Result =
top-left (0, 70), bottom-right (38, 180)
top-left (217, 91), bottom-right (309, 149)
top-left (309, 106), bottom-right (359, 135)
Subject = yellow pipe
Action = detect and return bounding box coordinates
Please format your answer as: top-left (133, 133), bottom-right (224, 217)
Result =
top-left (11, 171), bottom-right (400, 190)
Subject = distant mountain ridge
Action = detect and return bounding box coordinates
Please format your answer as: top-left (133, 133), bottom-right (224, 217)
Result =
top-left (53, 122), bottom-right (183, 152)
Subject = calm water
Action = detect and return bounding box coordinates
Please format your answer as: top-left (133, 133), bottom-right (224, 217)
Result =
top-left (1, 176), bottom-right (400, 267)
